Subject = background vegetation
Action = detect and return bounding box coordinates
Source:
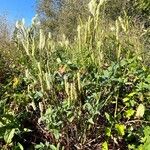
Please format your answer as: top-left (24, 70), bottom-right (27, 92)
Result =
top-left (0, 0), bottom-right (150, 149)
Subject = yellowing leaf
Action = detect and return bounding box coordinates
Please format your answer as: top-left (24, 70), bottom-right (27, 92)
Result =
top-left (135, 104), bottom-right (145, 118)
top-left (13, 77), bottom-right (19, 88)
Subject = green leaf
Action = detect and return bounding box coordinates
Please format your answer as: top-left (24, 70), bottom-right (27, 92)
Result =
top-left (53, 129), bottom-right (60, 140)
top-left (15, 143), bottom-right (24, 150)
top-left (128, 92), bottom-right (136, 97)
top-left (56, 143), bottom-right (60, 149)
top-left (105, 112), bottom-right (110, 122)
top-left (4, 128), bottom-right (15, 144)
top-left (135, 104), bottom-right (145, 118)
top-left (102, 141), bottom-right (108, 150)
top-left (35, 144), bottom-right (44, 149)
top-left (144, 126), bottom-right (150, 138)
top-left (50, 145), bottom-right (57, 150)
top-left (56, 58), bottom-right (62, 64)
top-left (145, 75), bottom-right (150, 83)
top-left (83, 103), bottom-right (93, 111)
top-left (115, 124), bottom-right (126, 136)
top-left (68, 116), bottom-right (74, 122)
top-left (125, 109), bottom-right (135, 119)
top-left (137, 126), bottom-right (150, 150)
top-left (105, 127), bottom-right (111, 137)
top-left (34, 91), bottom-right (43, 99)
top-left (123, 97), bottom-right (129, 102)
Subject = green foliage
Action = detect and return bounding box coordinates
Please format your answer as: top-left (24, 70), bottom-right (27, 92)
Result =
top-left (138, 126), bottom-right (150, 150)
top-left (0, 0), bottom-right (150, 149)
top-left (102, 141), bottom-right (108, 150)
top-left (115, 124), bottom-right (126, 136)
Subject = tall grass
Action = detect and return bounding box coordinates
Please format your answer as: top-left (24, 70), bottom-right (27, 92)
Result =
top-left (14, 0), bottom-right (149, 99)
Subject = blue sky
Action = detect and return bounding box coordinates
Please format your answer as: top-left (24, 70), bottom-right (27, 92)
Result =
top-left (0, 0), bottom-right (36, 25)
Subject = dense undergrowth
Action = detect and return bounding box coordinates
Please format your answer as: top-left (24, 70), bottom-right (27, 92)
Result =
top-left (0, 0), bottom-right (150, 149)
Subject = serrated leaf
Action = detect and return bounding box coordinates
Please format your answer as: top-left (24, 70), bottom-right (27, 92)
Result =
top-left (135, 104), bottom-right (145, 118)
